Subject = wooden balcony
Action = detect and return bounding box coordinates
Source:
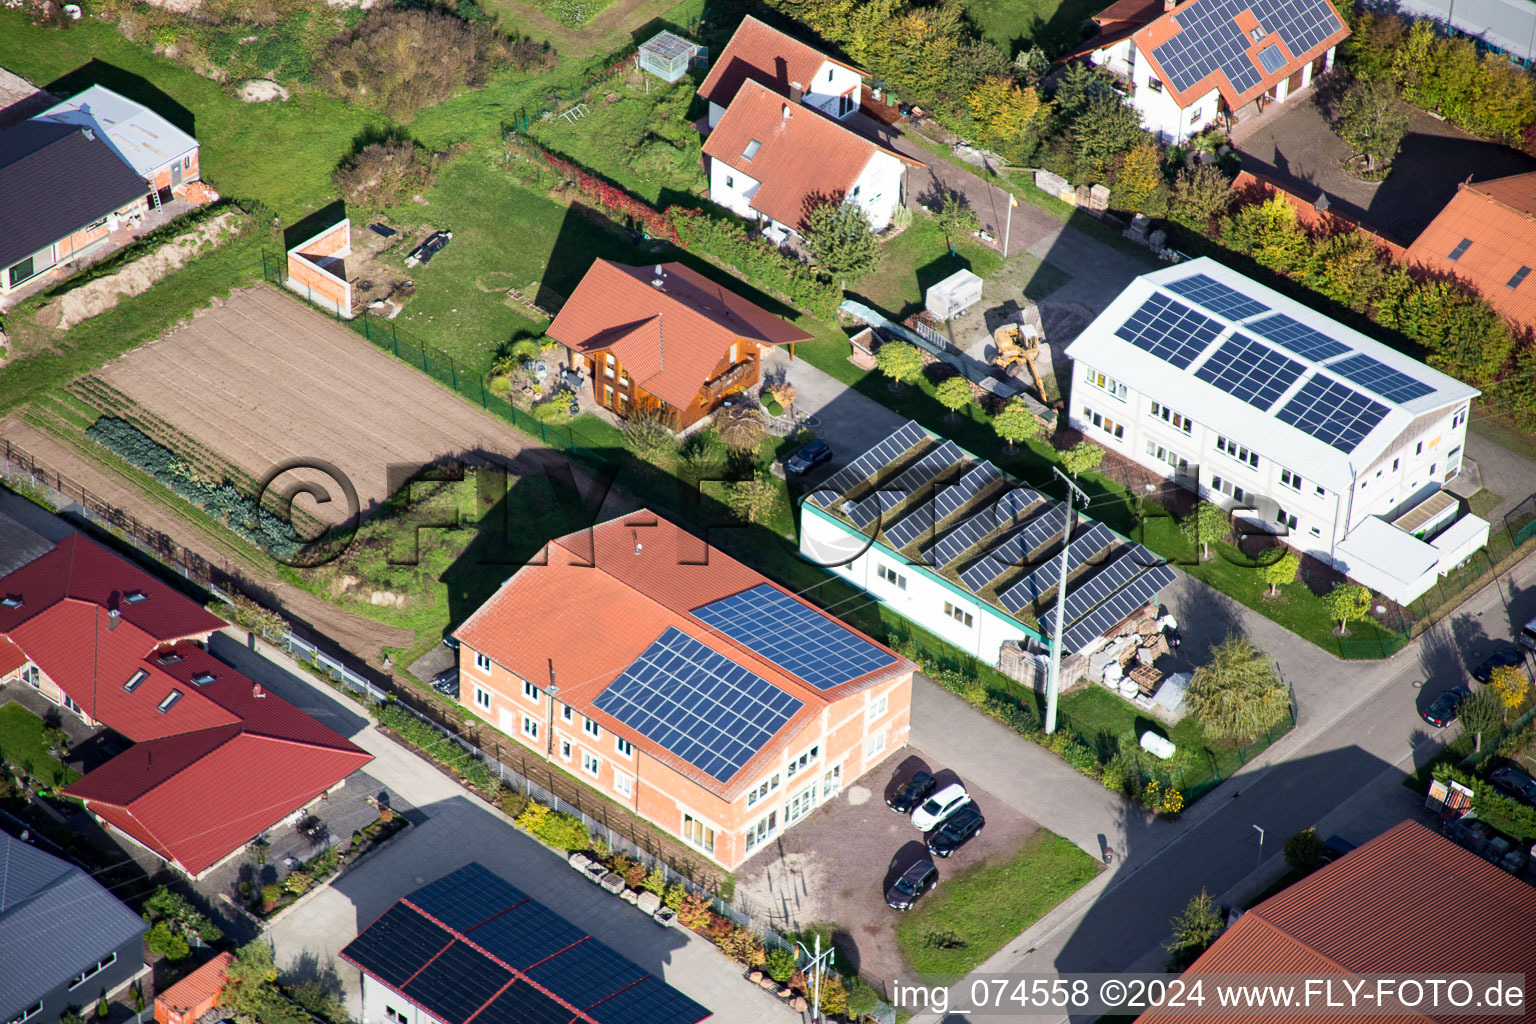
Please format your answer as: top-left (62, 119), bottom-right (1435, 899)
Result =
top-left (701, 358), bottom-right (755, 400)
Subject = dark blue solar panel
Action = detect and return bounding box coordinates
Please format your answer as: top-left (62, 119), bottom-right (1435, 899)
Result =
top-left (595, 627), bottom-right (803, 781)
top-left (587, 975), bottom-right (711, 1024)
top-left (1163, 273), bottom-right (1268, 320)
top-left (402, 941), bottom-right (512, 1024)
top-left (1326, 352), bottom-right (1434, 403)
top-left (997, 522), bottom-right (1117, 614)
top-left (845, 440), bottom-right (964, 529)
top-left (1113, 293), bottom-right (1223, 369)
top-left (1194, 333), bottom-right (1306, 410)
top-left (1276, 374), bottom-right (1389, 452)
top-left (1152, 0), bottom-right (1343, 96)
top-left (340, 903), bottom-right (452, 987)
top-left (477, 981), bottom-right (580, 1024)
top-left (1061, 560), bottom-right (1178, 653)
top-left (926, 486), bottom-right (1041, 567)
top-left (1246, 313), bottom-right (1350, 361)
top-left (411, 863), bottom-right (527, 933)
top-left (692, 583), bottom-right (895, 690)
top-left (526, 939), bottom-right (647, 1010)
top-left (467, 896), bottom-right (589, 970)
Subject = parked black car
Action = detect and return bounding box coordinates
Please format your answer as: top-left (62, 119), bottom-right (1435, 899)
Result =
top-left (785, 440), bottom-right (832, 475)
top-left (1422, 686), bottom-right (1472, 728)
top-left (886, 770), bottom-right (936, 814)
top-left (1472, 645), bottom-right (1526, 683)
top-left (927, 805), bottom-right (984, 858)
top-left (885, 858), bottom-right (938, 910)
top-left (1490, 767), bottom-right (1536, 807)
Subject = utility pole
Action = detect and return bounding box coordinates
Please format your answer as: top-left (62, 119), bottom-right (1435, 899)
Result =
top-left (795, 933), bottom-right (836, 1023)
top-left (1045, 466), bottom-right (1090, 735)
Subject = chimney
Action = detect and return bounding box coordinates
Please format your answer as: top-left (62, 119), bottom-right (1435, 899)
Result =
top-left (790, 81), bottom-right (804, 105)
top-left (107, 608), bottom-right (121, 632)
top-left (253, 682), bottom-right (266, 698)
top-left (81, 126), bottom-right (95, 142)
top-left (782, 103), bottom-right (791, 121)
top-left (1163, 0), bottom-right (1175, 10)
top-left (632, 528), bottom-right (644, 556)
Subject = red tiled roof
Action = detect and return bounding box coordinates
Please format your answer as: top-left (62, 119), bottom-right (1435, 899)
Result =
top-left (0, 636), bottom-right (26, 677)
top-left (1129, 0), bottom-right (1350, 109)
top-left (545, 259), bottom-right (811, 410)
top-left (1405, 171), bottom-right (1536, 333)
top-left (697, 14), bottom-right (864, 110)
top-left (155, 951), bottom-right (233, 1017)
top-left (454, 511), bottom-right (912, 800)
top-left (702, 79), bottom-right (921, 231)
top-left (1093, 0), bottom-right (1164, 24)
top-left (0, 534), bottom-right (371, 876)
top-left (1138, 821), bottom-right (1536, 1024)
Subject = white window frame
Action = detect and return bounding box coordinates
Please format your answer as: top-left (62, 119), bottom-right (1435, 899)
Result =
top-left (474, 652), bottom-right (492, 672)
top-left (613, 772), bottom-right (633, 797)
top-left (746, 772), bottom-right (781, 808)
top-left (877, 563), bottom-right (907, 590)
top-left (784, 783), bottom-right (819, 824)
top-left (583, 718), bottom-right (601, 739)
top-left (1215, 435), bottom-right (1259, 469)
top-left (68, 952), bottom-right (117, 990)
top-left (1150, 402), bottom-right (1193, 435)
top-left (786, 743), bottom-right (820, 779)
top-left (865, 730), bottom-right (887, 759)
top-left (1083, 366), bottom-right (1127, 401)
top-left (682, 812), bottom-right (717, 853)
top-left (615, 736), bottom-right (633, 757)
top-left (560, 739), bottom-right (572, 761)
top-left (1280, 468), bottom-right (1302, 490)
top-left (523, 680), bottom-right (541, 703)
top-left (522, 715), bottom-right (539, 740)
top-left (474, 686), bottom-right (492, 711)
top-left (867, 693), bottom-right (889, 723)
top-left (581, 751), bottom-right (601, 778)
top-left (385, 1008), bottom-right (407, 1024)
top-left (943, 601), bottom-right (974, 628)
top-left (8, 1001), bottom-right (43, 1024)
top-left (744, 810), bottom-right (778, 852)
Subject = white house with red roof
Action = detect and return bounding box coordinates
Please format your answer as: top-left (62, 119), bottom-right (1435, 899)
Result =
top-left (701, 79), bottom-right (921, 240)
top-left (1072, 0), bottom-right (1350, 142)
top-left (0, 534), bottom-right (372, 878)
top-left (697, 14), bottom-right (866, 128)
top-left (451, 512), bottom-right (915, 869)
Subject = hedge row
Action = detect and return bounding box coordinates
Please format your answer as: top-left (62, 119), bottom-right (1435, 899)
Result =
top-left (670, 209), bottom-right (843, 321)
top-left (85, 417), bottom-right (301, 558)
top-left (1433, 763), bottom-right (1536, 842)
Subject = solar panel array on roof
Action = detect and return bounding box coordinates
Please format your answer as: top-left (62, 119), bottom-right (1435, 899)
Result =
top-left (403, 941), bottom-right (512, 1024)
top-left (526, 938), bottom-right (647, 1010)
top-left (466, 897), bottom-right (588, 971)
top-left (1194, 333), bottom-right (1307, 410)
top-left (595, 626), bottom-right (803, 782)
top-left (1151, 0), bottom-right (1343, 96)
top-left (588, 976), bottom-right (711, 1024)
top-left (1113, 293), bottom-right (1223, 369)
top-left (339, 902), bottom-right (452, 987)
top-left (1046, 549), bottom-right (1176, 653)
top-left (477, 981), bottom-right (579, 1024)
top-left (1276, 374), bottom-right (1389, 452)
top-left (958, 507), bottom-right (1065, 591)
top-left (1246, 312), bottom-right (1350, 361)
top-left (410, 862), bottom-right (526, 932)
top-left (1048, 546), bottom-right (1165, 624)
top-left (884, 459), bottom-right (1002, 550)
top-left (926, 487), bottom-right (1041, 567)
top-left (996, 522), bottom-right (1117, 614)
top-left (1061, 561), bottom-right (1178, 652)
top-left (845, 440), bottom-right (964, 528)
top-left (883, 499), bottom-right (937, 551)
top-left (1163, 272), bottom-right (1269, 320)
top-left (1326, 352), bottom-right (1435, 403)
top-left (691, 583), bottom-right (896, 690)
top-left (811, 420), bottom-right (928, 504)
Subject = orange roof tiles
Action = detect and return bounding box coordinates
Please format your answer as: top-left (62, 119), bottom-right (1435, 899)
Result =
top-left (1138, 821), bottom-right (1536, 1024)
top-left (154, 951), bottom-right (233, 1020)
top-left (702, 79), bottom-right (920, 231)
top-left (0, 636), bottom-right (26, 677)
top-left (1129, 0), bottom-right (1350, 109)
top-left (454, 512), bottom-right (912, 799)
top-left (1406, 171), bottom-right (1536, 333)
top-left (545, 259), bottom-right (810, 410)
top-left (697, 15), bottom-right (864, 110)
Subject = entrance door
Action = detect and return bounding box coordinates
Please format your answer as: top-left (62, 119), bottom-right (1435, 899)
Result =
top-left (1287, 68), bottom-right (1305, 95)
top-left (171, 162), bottom-right (183, 186)
top-left (498, 707), bottom-right (514, 734)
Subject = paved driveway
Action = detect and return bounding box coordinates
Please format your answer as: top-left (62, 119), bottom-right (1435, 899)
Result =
top-left (735, 750), bottom-right (1040, 983)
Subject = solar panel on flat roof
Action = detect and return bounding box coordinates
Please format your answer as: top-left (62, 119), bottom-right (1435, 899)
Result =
top-left (996, 523), bottom-right (1117, 614)
top-left (595, 627), bottom-right (803, 782)
top-left (526, 938), bottom-right (647, 1010)
top-left (476, 980), bottom-right (583, 1024)
top-left (587, 975), bottom-right (711, 1024)
top-left (958, 506), bottom-right (1065, 592)
top-left (1151, 0), bottom-right (1342, 96)
top-left (339, 903), bottom-right (453, 988)
top-left (1113, 293), bottom-right (1223, 369)
top-left (1194, 333), bottom-right (1306, 410)
top-left (812, 421), bottom-right (928, 503)
top-left (1062, 563), bottom-right (1177, 652)
top-left (883, 500), bottom-right (936, 551)
top-left (691, 583), bottom-right (896, 690)
top-left (402, 940), bottom-right (512, 1024)
top-left (1275, 374), bottom-right (1389, 452)
top-left (1048, 546), bottom-right (1169, 628)
top-left (926, 487), bottom-right (1041, 567)
top-left (465, 897), bottom-right (589, 971)
top-left (1246, 312), bottom-right (1350, 361)
top-left (1256, 42), bottom-right (1287, 72)
top-left (884, 458), bottom-right (1002, 550)
top-left (845, 440), bottom-right (964, 528)
top-left (1326, 352), bottom-right (1435, 403)
top-left (410, 863), bottom-right (527, 933)
top-left (1163, 272), bottom-right (1269, 320)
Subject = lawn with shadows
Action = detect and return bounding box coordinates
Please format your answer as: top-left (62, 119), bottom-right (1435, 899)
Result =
top-left (0, 703), bottom-right (82, 790)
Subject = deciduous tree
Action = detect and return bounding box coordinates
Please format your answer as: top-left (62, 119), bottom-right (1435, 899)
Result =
top-left (932, 190), bottom-right (980, 250)
top-left (1111, 141), bottom-right (1162, 212)
top-left (1262, 550), bottom-right (1301, 598)
top-left (1061, 441), bottom-right (1104, 477)
top-left (801, 200), bottom-right (880, 283)
top-left (1488, 664), bottom-right (1530, 711)
top-left (876, 340), bottom-right (925, 389)
top-left (1283, 828), bottom-right (1328, 874)
top-left (935, 376), bottom-right (974, 420)
top-left (1322, 583), bottom-right (1372, 635)
top-left (1187, 634), bottom-right (1289, 741)
top-left (1180, 500), bottom-right (1229, 560)
top-left (1169, 164), bottom-right (1234, 233)
top-left (967, 76), bottom-right (1046, 161)
top-left (992, 397), bottom-right (1043, 451)
top-left (1220, 196), bottom-right (1311, 275)
top-left (1164, 889), bottom-right (1224, 970)
top-left (1333, 76), bottom-right (1409, 173)
top-left (1459, 688), bottom-right (1506, 752)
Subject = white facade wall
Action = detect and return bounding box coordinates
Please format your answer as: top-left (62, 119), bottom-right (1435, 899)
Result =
top-left (707, 158), bottom-right (761, 221)
top-left (1068, 359), bottom-right (1471, 564)
top-left (362, 973), bottom-right (436, 1024)
top-left (848, 151), bottom-right (905, 231)
top-left (706, 61), bottom-right (862, 128)
top-left (799, 505), bottom-right (1041, 667)
top-left (1089, 40), bottom-right (1218, 142)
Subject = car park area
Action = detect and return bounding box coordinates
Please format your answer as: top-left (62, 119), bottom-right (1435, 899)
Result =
top-left (734, 749), bottom-right (1041, 983)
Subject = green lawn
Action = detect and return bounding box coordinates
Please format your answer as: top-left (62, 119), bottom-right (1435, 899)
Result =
top-left (963, 0), bottom-right (1104, 56)
top-left (1056, 686), bottom-right (1292, 800)
top-left (851, 218), bottom-right (1005, 322)
top-left (0, 703), bottom-right (81, 790)
top-left (894, 831), bottom-right (1100, 975)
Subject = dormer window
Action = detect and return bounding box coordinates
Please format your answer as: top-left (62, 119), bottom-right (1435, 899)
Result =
top-left (158, 690), bottom-right (183, 713)
top-left (155, 651), bottom-right (184, 666)
top-left (123, 669), bottom-right (148, 693)
top-left (191, 671), bottom-right (216, 685)
top-left (124, 590), bottom-right (147, 604)
top-left (742, 139), bottom-right (761, 160)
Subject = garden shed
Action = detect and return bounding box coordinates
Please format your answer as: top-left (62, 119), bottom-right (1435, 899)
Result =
top-left (638, 31), bottom-right (704, 83)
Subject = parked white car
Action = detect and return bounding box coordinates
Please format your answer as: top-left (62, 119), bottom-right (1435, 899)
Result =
top-left (910, 781), bottom-right (971, 831)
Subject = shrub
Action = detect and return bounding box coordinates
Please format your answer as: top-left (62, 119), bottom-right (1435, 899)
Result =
top-left (261, 883), bottom-right (282, 906)
top-left (801, 199), bottom-right (880, 281)
top-left (643, 867), bottom-right (667, 895)
top-left (1061, 441), bottom-right (1104, 477)
top-left (1048, 732), bottom-right (1099, 775)
top-left (515, 801), bottom-right (551, 833)
top-left (727, 470), bottom-right (781, 525)
top-left (283, 870), bottom-right (315, 895)
top-left (847, 976), bottom-right (881, 1018)
top-left (622, 413), bottom-right (678, 465)
top-left (984, 692), bottom-right (1040, 734)
top-left (1169, 164), bottom-right (1234, 233)
top-left (1099, 751), bottom-right (1138, 795)
top-left (1284, 828), bottom-right (1328, 874)
top-left (764, 946), bottom-right (798, 984)
top-left (459, 754), bottom-right (494, 792)
top-left (718, 925), bottom-right (764, 965)
top-left (334, 141), bottom-right (438, 210)
top-left (536, 811), bottom-right (592, 851)
top-left (716, 405), bottom-right (766, 452)
top-left (146, 920), bottom-right (190, 960)
top-left (497, 787), bottom-right (531, 818)
top-left (678, 891), bottom-right (713, 930)
top-left (669, 210), bottom-right (841, 319)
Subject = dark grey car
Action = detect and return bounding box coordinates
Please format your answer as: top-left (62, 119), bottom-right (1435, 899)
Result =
top-left (886, 858), bottom-right (938, 911)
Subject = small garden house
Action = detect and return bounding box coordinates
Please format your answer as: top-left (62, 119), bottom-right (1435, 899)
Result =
top-left (638, 31), bottom-right (704, 84)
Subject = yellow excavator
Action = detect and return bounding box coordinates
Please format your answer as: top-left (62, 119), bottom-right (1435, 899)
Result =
top-left (992, 319), bottom-right (1048, 404)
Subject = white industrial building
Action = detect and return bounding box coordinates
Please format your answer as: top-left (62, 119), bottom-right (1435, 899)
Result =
top-left (799, 421), bottom-right (1175, 669)
top-left (1065, 257), bottom-right (1487, 605)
